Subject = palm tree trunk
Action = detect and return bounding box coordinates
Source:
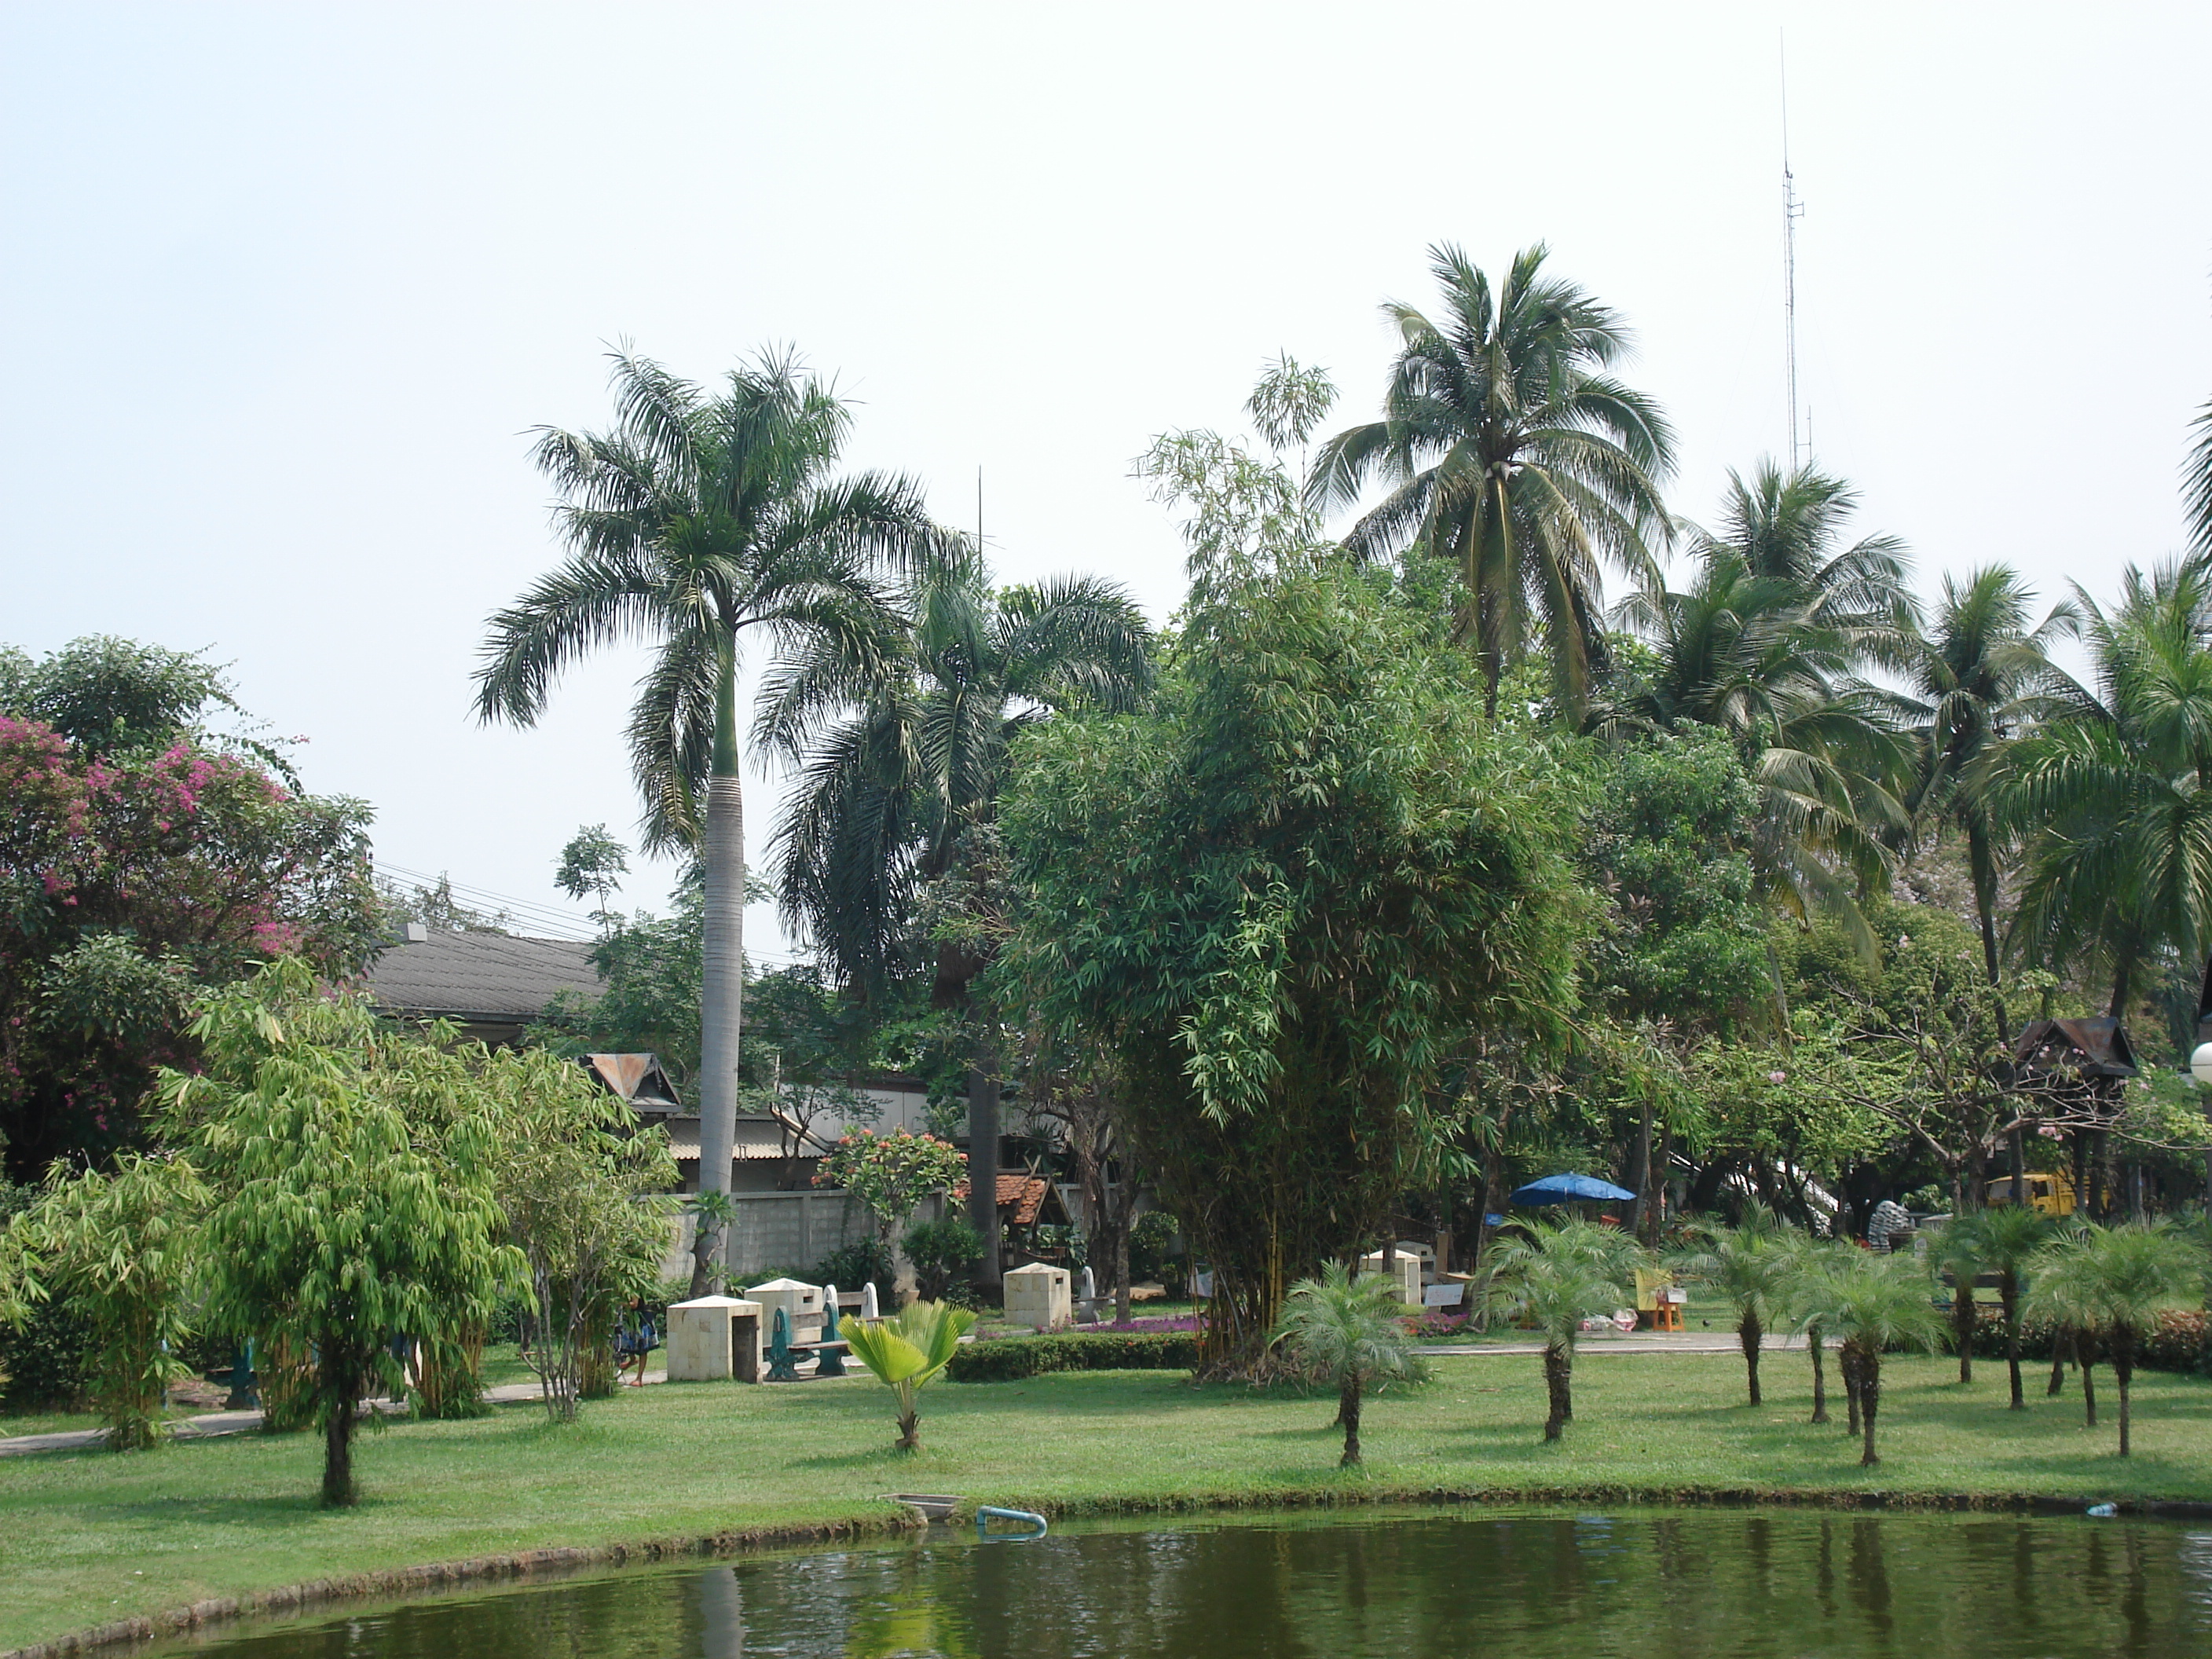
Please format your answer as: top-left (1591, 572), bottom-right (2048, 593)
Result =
top-left (1808, 1320), bottom-right (1829, 1423)
top-left (2049, 1327), bottom-right (2069, 1397)
top-left (1340, 1381), bottom-right (1363, 1467)
top-left (966, 1054), bottom-right (1002, 1295)
top-left (2001, 1275), bottom-right (2025, 1409)
top-left (1954, 1273), bottom-right (1976, 1383)
top-left (691, 639), bottom-right (745, 1297)
top-left (2080, 1332), bottom-right (2098, 1428)
top-left (1859, 1349), bottom-right (1881, 1467)
top-left (1842, 1343), bottom-right (1862, 1436)
top-left (1740, 1310), bottom-right (1763, 1405)
top-left (1543, 1342), bottom-right (1573, 1441)
top-left (1967, 819), bottom-right (2004, 991)
top-left (2112, 1326), bottom-right (2135, 1456)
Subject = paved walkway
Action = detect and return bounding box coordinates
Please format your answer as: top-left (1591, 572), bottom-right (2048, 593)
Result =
top-left (0, 1372), bottom-right (671, 1458)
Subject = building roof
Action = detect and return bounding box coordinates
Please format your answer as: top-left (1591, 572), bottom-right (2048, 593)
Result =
top-left (581, 1053), bottom-right (683, 1112)
top-left (662, 1117), bottom-right (810, 1163)
top-left (363, 930), bottom-right (599, 1025)
top-left (2014, 1016), bottom-right (2139, 1079)
top-left (952, 1173), bottom-right (1061, 1227)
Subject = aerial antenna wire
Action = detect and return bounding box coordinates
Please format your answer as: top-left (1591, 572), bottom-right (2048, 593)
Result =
top-left (1782, 31), bottom-right (1807, 471)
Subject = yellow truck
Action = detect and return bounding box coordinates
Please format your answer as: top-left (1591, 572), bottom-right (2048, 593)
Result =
top-left (1983, 1170), bottom-right (2076, 1217)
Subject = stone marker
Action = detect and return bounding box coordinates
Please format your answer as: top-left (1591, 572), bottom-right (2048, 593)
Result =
top-left (1002, 1262), bottom-right (1073, 1332)
top-left (667, 1295), bottom-right (764, 1382)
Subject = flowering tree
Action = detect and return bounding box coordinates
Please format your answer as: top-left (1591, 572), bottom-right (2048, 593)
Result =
top-left (814, 1128), bottom-right (965, 1240)
top-left (0, 643), bottom-right (378, 1177)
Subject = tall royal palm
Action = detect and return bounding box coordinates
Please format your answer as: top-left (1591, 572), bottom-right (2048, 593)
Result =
top-left (765, 548), bottom-right (1152, 1283)
top-left (2187, 400), bottom-right (2212, 555)
top-left (1308, 243), bottom-right (1675, 716)
top-left (474, 348), bottom-right (944, 1291)
top-left (1902, 566), bottom-right (2070, 986)
top-left (1993, 555), bottom-right (2212, 1018)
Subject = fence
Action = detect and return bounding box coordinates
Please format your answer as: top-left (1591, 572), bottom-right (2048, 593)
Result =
top-left (661, 1190), bottom-right (946, 1286)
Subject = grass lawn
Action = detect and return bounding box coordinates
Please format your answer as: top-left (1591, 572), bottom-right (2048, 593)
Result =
top-left (3, 1351), bottom-right (2208, 1653)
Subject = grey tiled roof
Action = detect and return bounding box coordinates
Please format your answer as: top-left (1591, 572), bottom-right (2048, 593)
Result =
top-left (363, 931), bottom-right (600, 1022)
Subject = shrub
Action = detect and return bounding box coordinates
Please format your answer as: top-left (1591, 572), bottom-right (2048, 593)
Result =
top-left (815, 1238), bottom-right (897, 1305)
top-left (0, 1295), bottom-right (91, 1412)
top-left (903, 1218), bottom-right (983, 1302)
top-left (947, 1331), bottom-right (1199, 1382)
top-left (1129, 1211), bottom-right (1181, 1284)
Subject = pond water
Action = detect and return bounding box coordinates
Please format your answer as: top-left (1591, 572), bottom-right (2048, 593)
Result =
top-left (152, 1507), bottom-right (2212, 1658)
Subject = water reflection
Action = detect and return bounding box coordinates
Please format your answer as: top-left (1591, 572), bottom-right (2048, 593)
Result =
top-left (153, 1508), bottom-right (2211, 1659)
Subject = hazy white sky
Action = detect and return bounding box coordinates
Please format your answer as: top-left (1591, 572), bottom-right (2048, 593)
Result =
top-left (5, 5), bottom-right (2207, 956)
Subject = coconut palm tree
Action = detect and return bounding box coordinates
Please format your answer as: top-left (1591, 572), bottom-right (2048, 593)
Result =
top-left (1672, 1202), bottom-right (1791, 1406)
top-left (1991, 556), bottom-right (2212, 1018)
top-left (1308, 243), bottom-right (1675, 718)
top-left (1687, 460), bottom-right (1916, 650)
top-left (1900, 566), bottom-right (2071, 986)
top-left (2187, 400), bottom-right (2212, 556)
top-left (474, 347), bottom-right (947, 1291)
top-left (1269, 1261), bottom-right (1429, 1467)
top-left (1479, 1218), bottom-right (1646, 1441)
top-left (764, 548), bottom-right (1151, 1284)
top-left (1948, 1203), bottom-right (2055, 1408)
top-left (2029, 1221), bottom-right (2198, 1456)
top-left (1796, 1251), bottom-right (1945, 1467)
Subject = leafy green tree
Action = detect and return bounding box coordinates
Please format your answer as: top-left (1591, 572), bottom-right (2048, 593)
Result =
top-left (1269, 1261), bottom-right (1428, 1467)
top-left (901, 1217), bottom-right (983, 1302)
top-left (1899, 566), bottom-right (2069, 986)
top-left (2029, 1221), bottom-right (2198, 1456)
top-left (1994, 555), bottom-right (2212, 1021)
top-left (843, 1298), bottom-right (975, 1451)
top-left (1946, 1203), bottom-right (2055, 1408)
top-left (767, 546), bottom-right (1149, 1281)
top-left (483, 1047), bottom-right (676, 1421)
top-left (1479, 1218), bottom-right (1645, 1440)
top-left (1000, 569), bottom-right (1588, 1372)
top-left (1796, 1251), bottom-right (1944, 1467)
top-left (474, 348), bottom-right (944, 1292)
top-left (1672, 1203), bottom-right (1790, 1405)
top-left (1309, 244), bottom-right (1675, 717)
top-left (554, 823), bottom-right (631, 929)
top-left (813, 1128), bottom-right (965, 1243)
top-left (10, 1152), bottom-right (205, 1449)
top-left (167, 963), bottom-right (520, 1505)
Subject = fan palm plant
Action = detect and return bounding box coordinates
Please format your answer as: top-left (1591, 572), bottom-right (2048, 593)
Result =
top-left (1307, 243), bottom-right (1675, 717)
top-left (843, 1298), bottom-right (977, 1452)
top-left (1990, 555), bottom-right (2212, 1017)
top-left (1269, 1261), bottom-right (1429, 1467)
top-left (474, 348), bottom-right (946, 1291)
top-left (2028, 1221), bottom-right (2198, 1456)
top-left (1948, 1203), bottom-right (2055, 1408)
top-left (1672, 1202), bottom-right (1791, 1406)
top-left (765, 548), bottom-right (1151, 1277)
top-left (1479, 1218), bottom-right (1646, 1441)
top-left (1776, 1231), bottom-right (1859, 1425)
top-left (1796, 1251), bottom-right (1945, 1467)
top-left (1900, 566), bottom-right (2072, 986)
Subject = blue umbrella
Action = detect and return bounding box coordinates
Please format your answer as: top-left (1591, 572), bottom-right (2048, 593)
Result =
top-left (1510, 1173), bottom-right (1637, 1207)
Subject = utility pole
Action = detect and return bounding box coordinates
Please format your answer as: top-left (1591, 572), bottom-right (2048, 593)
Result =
top-left (1782, 32), bottom-right (1807, 471)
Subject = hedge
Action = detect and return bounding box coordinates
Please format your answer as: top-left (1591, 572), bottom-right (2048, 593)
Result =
top-left (948, 1331), bottom-right (1199, 1382)
top-left (1969, 1306), bottom-right (2209, 1373)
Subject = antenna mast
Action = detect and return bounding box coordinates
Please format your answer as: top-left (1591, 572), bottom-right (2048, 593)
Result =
top-left (1782, 33), bottom-right (1806, 471)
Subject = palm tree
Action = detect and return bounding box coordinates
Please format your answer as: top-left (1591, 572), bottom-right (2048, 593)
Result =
top-left (1991, 555), bottom-right (2212, 1018)
top-left (1948, 1203), bottom-right (2055, 1408)
top-left (1777, 1232), bottom-right (1859, 1425)
top-left (2028, 1221), bottom-right (2198, 1456)
top-left (1901, 566), bottom-right (2071, 986)
top-left (2187, 400), bottom-right (2212, 556)
top-left (1796, 1251), bottom-right (1945, 1467)
top-left (474, 348), bottom-right (945, 1291)
top-left (1672, 1202), bottom-right (1791, 1405)
top-left (1308, 243), bottom-right (1675, 717)
top-left (844, 1298), bottom-right (976, 1452)
top-left (1479, 1218), bottom-right (1646, 1441)
top-left (1269, 1262), bottom-right (1429, 1467)
top-left (1688, 460), bottom-right (1915, 647)
top-left (1934, 1221), bottom-right (1986, 1386)
top-left (765, 548), bottom-right (1151, 1284)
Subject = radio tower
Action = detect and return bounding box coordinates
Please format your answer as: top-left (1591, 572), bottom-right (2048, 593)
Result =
top-left (1782, 34), bottom-right (1806, 471)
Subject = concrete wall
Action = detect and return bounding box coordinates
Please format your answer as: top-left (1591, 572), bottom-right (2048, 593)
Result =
top-left (659, 1189), bottom-right (948, 1286)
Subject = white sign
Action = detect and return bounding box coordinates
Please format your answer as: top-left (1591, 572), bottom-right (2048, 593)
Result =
top-left (1422, 1282), bottom-right (1465, 1308)
top-left (1192, 1270), bottom-right (1214, 1298)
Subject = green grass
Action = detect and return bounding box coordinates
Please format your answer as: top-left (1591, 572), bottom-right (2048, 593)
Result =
top-left (2, 1352), bottom-right (2207, 1654)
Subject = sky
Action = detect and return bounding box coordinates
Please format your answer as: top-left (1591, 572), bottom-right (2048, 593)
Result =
top-left (4, 4), bottom-right (2208, 957)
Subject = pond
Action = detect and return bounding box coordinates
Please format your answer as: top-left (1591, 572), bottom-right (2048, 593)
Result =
top-left (151, 1506), bottom-right (2212, 1657)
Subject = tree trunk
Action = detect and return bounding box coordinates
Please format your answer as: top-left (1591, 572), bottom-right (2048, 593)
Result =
top-left (1859, 1350), bottom-right (1881, 1467)
top-left (1842, 1343), bottom-right (1863, 1436)
top-left (2112, 1325), bottom-right (2135, 1456)
top-left (1543, 1342), bottom-right (1573, 1441)
top-left (1740, 1311), bottom-right (1763, 1406)
top-left (690, 643), bottom-right (745, 1297)
top-left (895, 1406), bottom-right (920, 1452)
top-left (2009, 1129), bottom-right (2027, 1207)
top-left (1953, 1272), bottom-right (1976, 1384)
top-left (1808, 1320), bottom-right (1829, 1424)
top-left (966, 1059), bottom-right (1002, 1295)
top-left (1339, 1380), bottom-right (1363, 1467)
top-left (1114, 1223), bottom-right (1133, 1327)
top-left (2049, 1325), bottom-right (2070, 1396)
top-left (2001, 1273), bottom-right (2025, 1409)
top-left (1631, 1095), bottom-right (1655, 1241)
top-left (320, 1361), bottom-right (360, 1507)
top-left (2080, 1333), bottom-right (2098, 1428)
